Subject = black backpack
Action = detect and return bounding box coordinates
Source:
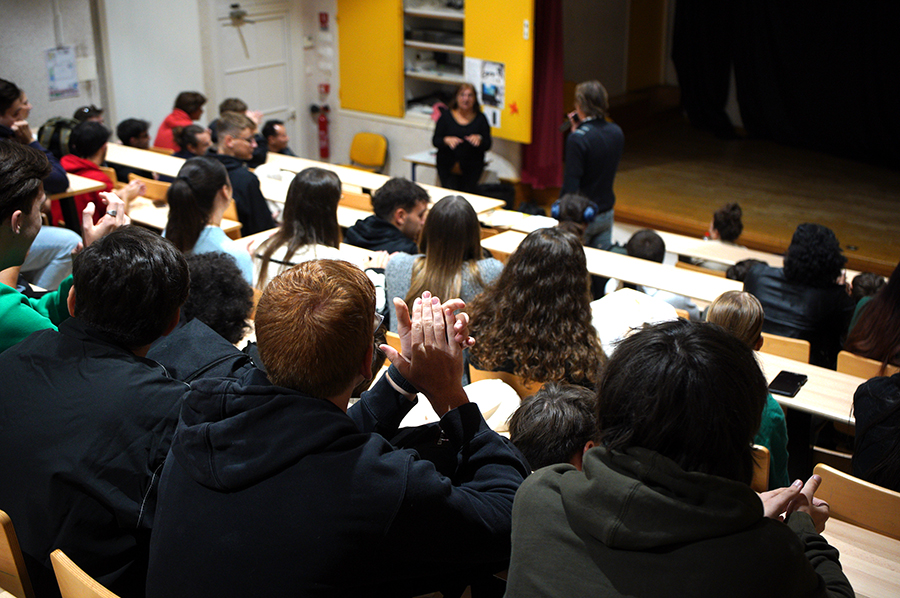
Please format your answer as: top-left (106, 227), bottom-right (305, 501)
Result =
top-left (37, 117), bottom-right (79, 160)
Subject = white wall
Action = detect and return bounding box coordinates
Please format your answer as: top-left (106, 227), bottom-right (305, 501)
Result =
top-left (99, 0), bottom-right (207, 143)
top-left (1, 0), bottom-right (103, 129)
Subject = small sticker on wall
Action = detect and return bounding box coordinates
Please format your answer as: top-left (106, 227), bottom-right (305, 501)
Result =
top-left (465, 58), bottom-right (505, 128)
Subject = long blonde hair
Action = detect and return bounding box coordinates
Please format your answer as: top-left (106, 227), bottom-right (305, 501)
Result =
top-left (404, 195), bottom-right (485, 307)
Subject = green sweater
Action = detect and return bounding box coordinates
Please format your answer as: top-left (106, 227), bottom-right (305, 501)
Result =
top-left (755, 393), bottom-right (791, 489)
top-left (0, 275), bottom-right (73, 353)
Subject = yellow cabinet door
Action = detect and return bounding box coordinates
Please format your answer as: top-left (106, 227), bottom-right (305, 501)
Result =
top-left (337, 0), bottom-right (404, 117)
top-left (465, 0), bottom-right (535, 144)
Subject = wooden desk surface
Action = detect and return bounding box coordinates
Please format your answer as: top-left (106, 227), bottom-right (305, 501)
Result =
top-left (105, 143), bottom-right (185, 177)
top-left (48, 174), bottom-right (106, 200)
top-left (265, 152), bottom-right (505, 214)
top-left (756, 352), bottom-right (862, 424)
top-left (481, 230), bottom-right (742, 303)
top-left (822, 518), bottom-right (900, 598)
top-left (127, 198), bottom-right (241, 236)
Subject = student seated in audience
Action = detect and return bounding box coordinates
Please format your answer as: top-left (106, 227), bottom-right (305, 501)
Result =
top-left (163, 156), bottom-right (253, 283)
top-left (852, 369), bottom-right (900, 492)
top-left (845, 259), bottom-right (900, 373)
top-left (248, 118), bottom-right (296, 167)
top-left (1, 79), bottom-right (83, 289)
top-left (505, 319), bottom-right (852, 598)
top-left (73, 104), bottom-right (104, 124)
top-left (173, 124), bottom-right (211, 159)
top-left (0, 142), bottom-right (128, 352)
top-left (210, 112), bottom-right (276, 235)
top-left (57, 121), bottom-right (145, 227)
top-left (726, 257), bottom-right (767, 282)
top-left (113, 117), bottom-right (154, 181)
top-left (626, 228), bottom-right (701, 319)
top-left (145, 261), bottom-right (529, 597)
top-left (0, 226), bottom-right (252, 597)
top-left (706, 290), bottom-right (790, 488)
top-left (253, 167), bottom-right (344, 288)
top-left (181, 252), bottom-right (253, 345)
top-left (154, 91), bottom-right (206, 151)
top-left (743, 223), bottom-right (855, 369)
top-left (344, 177), bottom-right (429, 254)
top-left (508, 382), bottom-right (598, 471)
top-left (385, 194), bottom-right (502, 333)
top-left (681, 202), bottom-right (744, 272)
top-left (850, 271), bottom-right (886, 305)
top-left (468, 228), bottom-right (605, 388)
top-left (554, 192), bottom-right (610, 298)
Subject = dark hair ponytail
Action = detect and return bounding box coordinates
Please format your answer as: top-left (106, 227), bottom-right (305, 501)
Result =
top-left (164, 157), bottom-right (229, 252)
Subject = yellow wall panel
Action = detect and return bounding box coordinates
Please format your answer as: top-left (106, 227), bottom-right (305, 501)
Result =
top-left (465, 0), bottom-right (535, 144)
top-left (337, 0), bottom-right (404, 117)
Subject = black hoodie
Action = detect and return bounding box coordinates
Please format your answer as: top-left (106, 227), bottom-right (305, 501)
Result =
top-left (344, 214), bottom-right (419, 254)
top-left (146, 365), bottom-right (529, 597)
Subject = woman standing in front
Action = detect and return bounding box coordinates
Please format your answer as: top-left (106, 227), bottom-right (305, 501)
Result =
top-left (432, 83), bottom-right (492, 193)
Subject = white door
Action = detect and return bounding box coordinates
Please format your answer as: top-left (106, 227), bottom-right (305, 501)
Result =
top-left (214, 1), bottom-right (304, 154)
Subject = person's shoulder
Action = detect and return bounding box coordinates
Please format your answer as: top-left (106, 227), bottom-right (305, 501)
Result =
top-left (478, 257), bottom-right (504, 277)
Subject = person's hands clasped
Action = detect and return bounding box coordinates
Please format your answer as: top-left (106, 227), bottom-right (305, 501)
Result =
top-left (464, 134), bottom-right (482, 147)
top-left (82, 192), bottom-right (130, 248)
top-left (381, 291), bottom-right (472, 416)
top-left (758, 474), bottom-right (830, 533)
top-left (444, 136), bottom-right (463, 150)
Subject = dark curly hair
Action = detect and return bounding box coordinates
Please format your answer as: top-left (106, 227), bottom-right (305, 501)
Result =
top-left (467, 228), bottom-right (604, 386)
top-left (182, 252), bottom-right (254, 344)
top-left (713, 202), bottom-right (743, 242)
top-left (783, 223), bottom-right (846, 287)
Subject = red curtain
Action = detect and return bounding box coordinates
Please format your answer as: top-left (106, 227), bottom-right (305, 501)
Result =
top-left (520, 0), bottom-right (564, 189)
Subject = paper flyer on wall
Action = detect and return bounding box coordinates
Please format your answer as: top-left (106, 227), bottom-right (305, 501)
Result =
top-left (46, 46), bottom-right (79, 100)
top-left (465, 58), bottom-right (505, 128)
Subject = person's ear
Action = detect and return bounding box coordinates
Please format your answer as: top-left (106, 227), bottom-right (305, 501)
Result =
top-left (9, 209), bottom-right (23, 234)
top-left (393, 207), bottom-right (407, 227)
top-left (359, 342), bottom-right (374, 382)
top-left (67, 285), bottom-right (76, 317)
top-left (754, 335), bottom-right (764, 351)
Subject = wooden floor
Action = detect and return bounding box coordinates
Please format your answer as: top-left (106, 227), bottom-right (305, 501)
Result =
top-left (611, 113), bottom-right (900, 276)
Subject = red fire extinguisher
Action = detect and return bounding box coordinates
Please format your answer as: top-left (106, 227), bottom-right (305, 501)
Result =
top-left (311, 104), bottom-right (330, 160)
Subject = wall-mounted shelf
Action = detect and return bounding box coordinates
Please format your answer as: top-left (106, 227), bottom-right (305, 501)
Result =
top-left (405, 69), bottom-right (466, 85)
top-left (404, 40), bottom-right (464, 54)
top-left (404, 7), bottom-right (464, 22)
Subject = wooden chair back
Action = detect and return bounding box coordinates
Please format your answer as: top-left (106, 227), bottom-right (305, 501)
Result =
top-left (347, 133), bottom-right (388, 172)
top-left (97, 166), bottom-right (119, 188)
top-left (468, 363), bottom-right (542, 399)
top-left (340, 190), bottom-right (373, 211)
top-left (148, 146), bottom-right (174, 155)
top-left (0, 510), bottom-right (34, 598)
top-left (813, 463), bottom-right (900, 540)
top-left (675, 260), bottom-right (727, 277)
top-left (836, 350), bottom-right (900, 379)
top-left (750, 445), bottom-right (770, 493)
top-left (50, 550), bottom-right (120, 598)
top-left (385, 331), bottom-right (402, 355)
top-left (127, 174), bottom-right (170, 203)
top-left (674, 308), bottom-right (691, 320)
top-left (760, 332), bottom-right (811, 363)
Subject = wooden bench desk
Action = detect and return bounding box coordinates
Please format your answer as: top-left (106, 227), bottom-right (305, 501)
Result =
top-left (481, 230), bottom-right (742, 303)
top-left (47, 174), bottom-right (108, 233)
top-left (104, 143), bottom-right (185, 178)
top-left (822, 518), bottom-right (900, 598)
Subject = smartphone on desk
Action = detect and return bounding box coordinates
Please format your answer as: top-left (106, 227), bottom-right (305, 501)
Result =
top-left (768, 370), bottom-right (808, 397)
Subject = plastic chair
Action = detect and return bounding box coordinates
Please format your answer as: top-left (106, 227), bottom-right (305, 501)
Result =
top-left (836, 350), bottom-right (900, 379)
top-left (50, 550), bottom-right (120, 598)
top-left (344, 133), bottom-right (387, 173)
top-left (0, 509), bottom-right (35, 598)
top-left (760, 332), bottom-right (811, 363)
top-left (813, 463), bottom-right (900, 540)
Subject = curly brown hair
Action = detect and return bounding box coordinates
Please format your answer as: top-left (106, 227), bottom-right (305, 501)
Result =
top-left (467, 228), bottom-right (604, 386)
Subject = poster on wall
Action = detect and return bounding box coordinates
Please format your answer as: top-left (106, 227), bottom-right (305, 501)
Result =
top-left (46, 46), bottom-right (79, 100)
top-left (465, 58), bottom-right (505, 129)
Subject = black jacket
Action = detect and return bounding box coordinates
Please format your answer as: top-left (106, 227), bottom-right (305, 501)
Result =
top-left (0, 125), bottom-right (69, 194)
top-left (0, 319), bottom-right (250, 598)
top-left (853, 372), bottom-right (900, 491)
top-left (146, 365), bottom-right (529, 597)
top-left (209, 153), bottom-right (275, 235)
top-left (344, 214), bottom-right (419, 254)
top-left (560, 118), bottom-right (624, 213)
top-left (743, 263), bottom-right (855, 368)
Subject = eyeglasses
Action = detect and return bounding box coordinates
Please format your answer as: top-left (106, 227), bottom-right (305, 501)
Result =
top-left (235, 135), bottom-right (257, 144)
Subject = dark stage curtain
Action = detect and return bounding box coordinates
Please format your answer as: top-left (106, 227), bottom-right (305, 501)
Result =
top-left (521, 0), bottom-right (564, 189)
top-left (673, 0), bottom-right (900, 167)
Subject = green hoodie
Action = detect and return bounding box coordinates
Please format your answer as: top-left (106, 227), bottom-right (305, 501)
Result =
top-left (0, 275), bottom-right (72, 353)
